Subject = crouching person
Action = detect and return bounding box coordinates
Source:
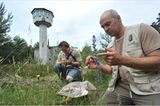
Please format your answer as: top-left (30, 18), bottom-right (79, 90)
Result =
top-left (54, 41), bottom-right (82, 82)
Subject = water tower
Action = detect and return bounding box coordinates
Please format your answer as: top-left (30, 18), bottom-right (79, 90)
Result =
top-left (31, 8), bottom-right (54, 64)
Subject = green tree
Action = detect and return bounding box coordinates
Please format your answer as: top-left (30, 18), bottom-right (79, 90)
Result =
top-left (12, 36), bottom-right (29, 63)
top-left (33, 41), bottom-right (39, 49)
top-left (151, 13), bottom-right (160, 33)
top-left (1, 35), bottom-right (32, 64)
top-left (0, 2), bottom-right (13, 64)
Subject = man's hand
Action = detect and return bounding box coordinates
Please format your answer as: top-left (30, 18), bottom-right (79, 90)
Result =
top-left (60, 60), bottom-right (72, 65)
top-left (60, 60), bottom-right (66, 64)
top-left (85, 56), bottom-right (97, 69)
top-left (65, 60), bottom-right (72, 65)
top-left (97, 48), bottom-right (122, 65)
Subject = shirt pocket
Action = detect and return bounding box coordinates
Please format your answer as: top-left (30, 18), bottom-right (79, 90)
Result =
top-left (133, 76), bottom-right (153, 92)
top-left (150, 73), bottom-right (160, 91)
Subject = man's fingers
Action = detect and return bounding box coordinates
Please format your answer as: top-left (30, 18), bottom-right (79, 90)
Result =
top-left (97, 51), bottom-right (115, 56)
top-left (97, 52), bottom-right (107, 56)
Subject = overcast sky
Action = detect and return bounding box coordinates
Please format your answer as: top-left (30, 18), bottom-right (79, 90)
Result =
top-left (2, 0), bottom-right (160, 50)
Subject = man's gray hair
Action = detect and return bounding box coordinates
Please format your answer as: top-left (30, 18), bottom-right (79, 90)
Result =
top-left (109, 9), bottom-right (119, 18)
top-left (102, 9), bottom-right (119, 18)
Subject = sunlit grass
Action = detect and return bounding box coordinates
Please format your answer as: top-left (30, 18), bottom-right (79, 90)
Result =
top-left (0, 64), bottom-right (111, 105)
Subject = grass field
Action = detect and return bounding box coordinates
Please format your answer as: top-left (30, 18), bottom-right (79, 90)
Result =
top-left (0, 64), bottom-right (111, 105)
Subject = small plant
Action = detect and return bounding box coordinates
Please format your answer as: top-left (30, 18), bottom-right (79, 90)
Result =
top-left (36, 74), bottom-right (40, 80)
top-left (0, 63), bottom-right (110, 105)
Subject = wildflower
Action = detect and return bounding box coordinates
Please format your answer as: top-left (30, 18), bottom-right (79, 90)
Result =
top-left (36, 74), bottom-right (40, 80)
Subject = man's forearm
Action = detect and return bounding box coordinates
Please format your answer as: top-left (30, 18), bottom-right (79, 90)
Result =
top-left (99, 63), bottom-right (112, 74)
top-left (120, 55), bottom-right (160, 71)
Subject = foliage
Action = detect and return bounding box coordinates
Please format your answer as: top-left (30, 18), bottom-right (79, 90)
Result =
top-left (0, 2), bottom-right (34, 64)
top-left (12, 36), bottom-right (29, 63)
top-left (0, 2), bottom-right (13, 64)
top-left (0, 2), bottom-right (13, 42)
top-left (0, 64), bottom-right (111, 105)
top-left (33, 41), bottom-right (39, 49)
top-left (0, 35), bottom-right (34, 64)
top-left (81, 43), bottom-right (92, 66)
top-left (151, 13), bottom-right (160, 33)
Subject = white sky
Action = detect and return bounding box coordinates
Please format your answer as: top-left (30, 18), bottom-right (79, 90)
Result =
top-left (2, 0), bottom-right (160, 50)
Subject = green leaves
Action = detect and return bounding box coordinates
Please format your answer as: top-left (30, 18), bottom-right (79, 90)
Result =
top-left (151, 12), bottom-right (160, 33)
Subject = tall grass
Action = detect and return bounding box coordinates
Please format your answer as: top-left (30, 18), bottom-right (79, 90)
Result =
top-left (0, 64), bottom-right (111, 105)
